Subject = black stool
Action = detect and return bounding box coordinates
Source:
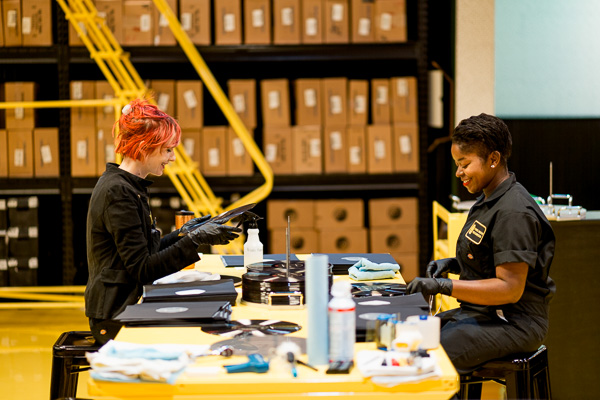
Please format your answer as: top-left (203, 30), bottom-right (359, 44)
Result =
top-left (50, 331), bottom-right (101, 400)
top-left (459, 345), bottom-right (551, 400)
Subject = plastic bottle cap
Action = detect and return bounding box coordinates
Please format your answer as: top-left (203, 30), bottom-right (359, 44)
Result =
top-left (330, 280), bottom-right (352, 297)
top-left (420, 315), bottom-right (427, 320)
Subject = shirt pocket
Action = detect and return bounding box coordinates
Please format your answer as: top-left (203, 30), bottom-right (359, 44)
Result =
top-left (459, 239), bottom-right (494, 279)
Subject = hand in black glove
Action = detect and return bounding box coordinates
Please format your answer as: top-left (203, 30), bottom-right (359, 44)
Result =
top-left (188, 222), bottom-right (242, 246)
top-left (426, 257), bottom-right (460, 278)
top-left (178, 214), bottom-right (211, 236)
top-left (407, 277), bottom-right (453, 297)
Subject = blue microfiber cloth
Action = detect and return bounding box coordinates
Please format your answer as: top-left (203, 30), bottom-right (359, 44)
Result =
top-left (349, 266), bottom-right (397, 281)
top-left (352, 258), bottom-right (400, 272)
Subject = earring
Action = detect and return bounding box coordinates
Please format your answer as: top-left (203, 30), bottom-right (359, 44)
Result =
top-left (491, 164), bottom-right (495, 168)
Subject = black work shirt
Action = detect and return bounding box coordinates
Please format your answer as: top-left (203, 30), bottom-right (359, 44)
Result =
top-left (456, 173), bottom-right (556, 319)
top-left (85, 163), bottom-right (200, 320)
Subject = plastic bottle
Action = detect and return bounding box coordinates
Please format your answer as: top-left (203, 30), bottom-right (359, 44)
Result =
top-left (328, 280), bottom-right (356, 362)
top-left (243, 217), bottom-right (263, 268)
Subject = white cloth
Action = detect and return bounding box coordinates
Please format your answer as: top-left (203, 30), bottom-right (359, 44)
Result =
top-left (355, 350), bottom-right (441, 387)
top-left (153, 269), bottom-right (221, 285)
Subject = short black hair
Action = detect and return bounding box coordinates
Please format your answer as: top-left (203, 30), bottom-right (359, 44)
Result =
top-left (452, 113), bottom-right (512, 164)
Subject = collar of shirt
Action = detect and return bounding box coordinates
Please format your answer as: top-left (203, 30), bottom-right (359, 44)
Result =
top-left (473, 172), bottom-right (517, 207)
top-left (106, 162), bottom-right (154, 192)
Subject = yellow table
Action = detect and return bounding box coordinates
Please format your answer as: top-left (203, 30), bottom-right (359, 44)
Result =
top-left (88, 254), bottom-right (459, 399)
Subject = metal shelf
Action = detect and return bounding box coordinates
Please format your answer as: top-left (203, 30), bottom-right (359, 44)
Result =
top-left (0, 47), bottom-right (59, 64)
top-left (0, 179), bottom-right (61, 195)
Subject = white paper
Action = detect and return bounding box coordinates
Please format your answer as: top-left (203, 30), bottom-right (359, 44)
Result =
top-left (399, 135), bottom-right (412, 155)
top-left (7, 10), bottom-right (17, 28)
top-left (41, 145), bottom-right (53, 165)
top-left (252, 9), bottom-right (264, 28)
top-left (380, 13), bottom-right (392, 31)
top-left (208, 148), bottom-right (220, 167)
top-left (358, 18), bottom-right (371, 36)
top-left (306, 18), bottom-right (317, 36)
top-left (331, 4), bottom-right (344, 22)
top-left (268, 90), bottom-right (280, 109)
top-left (140, 14), bottom-right (151, 32)
top-left (224, 14), bottom-right (235, 32)
top-left (330, 95), bottom-right (342, 114)
top-left (22, 17), bottom-right (32, 35)
top-left (330, 131), bottom-right (342, 150)
top-left (304, 88), bottom-right (317, 108)
top-left (282, 8), bottom-right (293, 26)
top-left (181, 13), bottom-right (192, 31)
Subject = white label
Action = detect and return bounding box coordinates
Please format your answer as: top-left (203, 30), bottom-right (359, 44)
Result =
top-left (72, 82), bottom-right (83, 100)
top-left (98, 129), bottom-right (104, 141)
top-left (22, 17), bottom-right (32, 35)
top-left (77, 140), bottom-right (88, 159)
top-left (0, 199), bottom-right (5, 210)
top-left (358, 18), bottom-right (371, 36)
top-left (140, 14), bottom-right (151, 32)
top-left (15, 107), bottom-right (24, 120)
top-left (14, 149), bottom-right (24, 167)
top-left (399, 135), bottom-right (412, 155)
top-left (103, 94), bottom-right (114, 114)
top-left (208, 148), bottom-right (220, 167)
top-left (159, 14), bottom-right (169, 27)
top-left (396, 79), bottom-right (409, 96)
top-left (7, 10), bottom-right (17, 28)
top-left (305, 18), bottom-right (317, 36)
top-left (98, 11), bottom-right (107, 19)
top-left (265, 144), bottom-right (277, 162)
top-left (41, 145), bottom-right (53, 165)
top-left (380, 13), bottom-right (392, 31)
top-left (282, 8), bottom-right (293, 26)
top-left (183, 90), bottom-right (198, 109)
top-left (349, 146), bottom-right (361, 165)
top-left (330, 95), bottom-right (342, 114)
top-left (224, 13), bottom-right (235, 32)
top-left (268, 90), bottom-right (280, 109)
top-left (28, 197), bottom-right (38, 208)
top-left (233, 138), bottom-right (245, 156)
top-left (157, 93), bottom-right (170, 111)
top-left (181, 13), bottom-right (192, 31)
top-left (28, 226), bottom-right (38, 238)
top-left (78, 22), bottom-right (87, 36)
top-left (252, 9), bottom-right (264, 28)
top-left (105, 144), bottom-right (115, 162)
top-left (0, 260), bottom-right (6, 271)
top-left (7, 227), bottom-right (19, 238)
top-left (309, 138), bottom-right (321, 157)
top-left (376, 86), bottom-right (389, 105)
top-left (374, 139), bottom-right (386, 159)
top-left (354, 95), bottom-right (366, 114)
top-left (330, 131), bottom-right (342, 150)
top-left (304, 88), bottom-right (317, 108)
top-left (29, 258), bottom-right (38, 269)
top-left (183, 138), bottom-right (195, 156)
top-left (233, 94), bottom-right (246, 113)
top-left (331, 4), bottom-right (344, 22)
top-left (7, 259), bottom-right (17, 268)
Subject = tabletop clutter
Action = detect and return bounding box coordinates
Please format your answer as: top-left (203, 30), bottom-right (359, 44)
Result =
top-left (85, 208), bottom-right (443, 387)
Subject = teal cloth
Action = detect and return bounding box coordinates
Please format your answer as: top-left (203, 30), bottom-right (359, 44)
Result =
top-left (352, 258), bottom-right (400, 272)
top-left (348, 266), bottom-right (396, 281)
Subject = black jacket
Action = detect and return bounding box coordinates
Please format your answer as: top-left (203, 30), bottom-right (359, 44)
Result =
top-left (84, 163), bottom-right (200, 320)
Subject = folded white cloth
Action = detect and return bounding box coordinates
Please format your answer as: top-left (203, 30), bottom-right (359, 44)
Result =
top-left (353, 258), bottom-right (400, 272)
top-left (356, 350), bottom-right (441, 387)
top-left (87, 340), bottom-right (210, 383)
top-left (349, 266), bottom-right (397, 281)
top-left (153, 269), bottom-right (221, 285)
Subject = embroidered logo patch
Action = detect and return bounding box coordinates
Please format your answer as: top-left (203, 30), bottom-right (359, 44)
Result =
top-left (465, 220), bottom-right (487, 244)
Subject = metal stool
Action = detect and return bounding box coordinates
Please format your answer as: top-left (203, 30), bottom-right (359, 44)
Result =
top-left (50, 331), bottom-right (101, 400)
top-left (459, 345), bottom-right (551, 400)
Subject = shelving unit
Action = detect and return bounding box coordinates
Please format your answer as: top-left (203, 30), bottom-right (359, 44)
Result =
top-left (1, 0), bottom-right (431, 285)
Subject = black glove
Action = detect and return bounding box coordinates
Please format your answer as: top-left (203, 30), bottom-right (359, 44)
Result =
top-left (407, 277), bottom-right (453, 296)
top-left (178, 214), bottom-right (211, 236)
top-left (426, 258), bottom-right (460, 278)
top-left (188, 222), bottom-right (242, 246)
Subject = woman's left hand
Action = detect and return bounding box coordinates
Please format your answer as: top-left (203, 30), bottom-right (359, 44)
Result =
top-left (407, 277), bottom-right (453, 296)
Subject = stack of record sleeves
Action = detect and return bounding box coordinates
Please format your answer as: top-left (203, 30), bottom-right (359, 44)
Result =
top-left (242, 260), bottom-right (307, 306)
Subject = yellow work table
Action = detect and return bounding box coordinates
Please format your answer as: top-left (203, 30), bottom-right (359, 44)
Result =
top-left (88, 254), bottom-right (459, 399)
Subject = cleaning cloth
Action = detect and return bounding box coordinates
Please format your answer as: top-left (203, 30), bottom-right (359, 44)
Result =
top-left (353, 258), bottom-right (400, 272)
top-left (348, 258), bottom-right (400, 281)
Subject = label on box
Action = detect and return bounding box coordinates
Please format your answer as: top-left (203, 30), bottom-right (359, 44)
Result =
top-left (159, 14), bottom-right (169, 27)
top-left (208, 148), bottom-right (220, 167)
top-left (233, 137), bottom-right (245, 156)
top-left (181, 13), bottom-right (192, 31)
top-left (376, 86), bottom-right (389, 104)
top-left (252, 9), bottom-right (264, 27)
top-left (41, 145), bottom-right (53, 165)
top-left (306, 18), bottom-right (317, 36)
top-left (396, 79), bottom-right (409, 96)
top-left (103, 95), bottom-right (114, 114)
top-left (183, 90), bottom-right (198, 109)
top-left (399, 135), bottom-right (412, 155)
top-left (14, 149), bottom-right (24, 167)
top-left (304, 89), bottom-right (317, 108)
top-left (224, 13), bottom-right (235, 32)
top-left (140, 14), bottom-right (151, 32)
top-left (98, 11), bottom-right (107, 19)
top-left (380, 13), bottom-right (392, 31)
top-left (330, 95), bottom-right (342, 114)
top-left (28, 226), bottom-right (38, 238)
top-left (77, 140), bottom-right (88, 159)
top-left (358, 18), bottom-right (371, 36)
top-left (0, 200), bottom-right (5, 210)
top-left (7, 10), bottom-right (17, 28)
top-left (0, 260), bottom-right (6, 271)
top-left (354, 95), bottom-right (366, 113)
top-left (310, 138), bottom-right (321, 157)
top-left (158, 93), bottom-right (170, 111)
top-left (268, 90), bottom-right (280, 109)
top-left (72, 82), bottom-right (83, 100)
top-left (29, 258), bottom-right (38, 269)
top-left (105, 144), bottom-right (116, 162)
top-left (22, 17), bottom-right (32, 34)
top-left (282, 8), bottom-right (293, 26)
top-left (183, 138), bottom-right (195, 156)
top-left (350, 146), bottom-right (361, 165)
top-left (7, 227), bottom-right (19, 238)
top-left (265, 144), bottom-right (277, 162)
top-left (98, 129), bottom-right (104, 140)
top-left (233, 94), bottom-right (246, 113)
top-left (15, 107), bottom-right (24, 120)
top-left (374, 139), bottom-right (386, 159)
top-left (332, 4), bottom-right (344, 22)
top-left (330, 131), bottom-right (342, 150)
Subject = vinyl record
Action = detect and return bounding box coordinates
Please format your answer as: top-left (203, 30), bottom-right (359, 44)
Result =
top-left (210, 336), bottom-right (307, 357)
top-left (351, 282), bottom-right (407, 297)
top-left (242, 260), bottom-right (306, 306)
top-left (201, 319), bottom-right (301, 338)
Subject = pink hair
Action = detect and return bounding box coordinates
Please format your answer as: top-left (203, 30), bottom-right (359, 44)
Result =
top-left (113, 98), bottom-right (181, 161)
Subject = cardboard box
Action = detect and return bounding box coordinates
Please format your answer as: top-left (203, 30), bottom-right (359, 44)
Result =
top-left (2, 0), bottom-right (21, 46)
top-left (371, 78), bottom-right (391, 125)
top-left (180, 129), bottom-right (201, 165)
top-left (96, 0), bottom-right (124, 43)
top-left (368, 197), bottom-right (418, 227)
top-left (269, 228), bottom-right (318, 253)
top-left (367, 124), bottom-right (393, 174)
top-left (260, 79), bottom-right (290, 127)
top-left (68, 18), bottom-right (84, 46)
top-left (227, 126), bottom-right (254, 176)
top-left (4, 82), bottom-right (37, 129)
top-left (374, 0), bottom-right (406, 42)
top-left (214, 0), bottom-right (242, 45)
top-left (176, 80), bottom-right (203, 129)
top-left (8, 129), bottom-right (34, 178)
top-left (244, 0), bottom-right (271, 44)
top-left (273, 0), bottom-right (300, 44)
top-left (301, 0), bottom-right (322, 44)
top-left (71, 125), bottom-right (97, 177)
top-left (96, 125), bottom-right (116, 176)
top-left (347, 125), bottom-right (366, 173)
top-left (369, 226), bottom-right (418, 253)
top-left (33, 128), bottom-right (59, 177)
top-left (347, 80), bottom-right (368, 126)
top-left (351, 0), bottom-right (374, 43)
top-left (324, 0), bottom-right (348, 43)
top-left (21, 0), bottom-right (52, 46)
top-left (262, 126), bottom-right (292, 174)
top-left (0, 130), bottom-right (7, 177)
top-left (294, 79), bottom-right (321, 126)
top-left (292, 125), bottom-right (322, 174)
top-left (8, 258), bottom-right (38, 286)
top-left (201, 126), bottom-right (227, 176)
top-left (95, 81), bottom-right (117, 128)
top-left (323, 125), bottom-right (347, 174)
top-left (123, 0), bottom-right (153, 46)
top-left (227, 79), bottom-right (256, 129)
top-left (322, 77), bottom-right (347, 127)
top-left (391, 251), bottom-right (419, 281)
top-left (153, 0), bottom-right (176, 45)
top-left (149, 80), bottom-right (176, 117)
top-left (318, 227), bottom-right (368, 253)
top-left (179, 0), bottom-right (211, 45)
top-left (315, 198), bottom-right (363, 228)
top-left (70, 81), bottom-right (96, 128)
top-left (391, 76), bottom-right (418, 123)
top-left (392, 123), bottom-right (419, 172)
top-left (267, 199), bottom-right (315, 229)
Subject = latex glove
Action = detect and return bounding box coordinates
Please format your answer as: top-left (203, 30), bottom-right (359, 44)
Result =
top-left (426, 258), bottom-right (460, 278)
top-left (178, 215), bottom-right (211, 236)
top-left (188, 222), bottom-right (241, 246)
top-left (407, 277), bottom-right (453, 296)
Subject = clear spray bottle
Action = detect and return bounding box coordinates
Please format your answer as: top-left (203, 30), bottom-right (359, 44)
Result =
top-left (243, 214), bottom-right (263, 268)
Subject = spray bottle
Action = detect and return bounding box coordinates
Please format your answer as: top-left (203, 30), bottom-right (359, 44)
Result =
top-left (244, 214), bottom-right (263, 268)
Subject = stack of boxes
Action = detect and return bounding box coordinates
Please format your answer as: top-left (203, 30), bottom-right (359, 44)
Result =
top-left (1, 0), bottom-right (53, 47)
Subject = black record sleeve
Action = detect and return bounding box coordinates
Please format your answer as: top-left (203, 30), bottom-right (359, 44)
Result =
top-left (114, 301), bottom-right (232, 327)
top-left (142, 280), bottom-right (238, 305)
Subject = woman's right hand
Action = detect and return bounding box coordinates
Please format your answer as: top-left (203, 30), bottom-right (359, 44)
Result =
top-left (188, 222), bottom-right (242, 246)
top-left (426, 257), bottom-right (460, 278)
